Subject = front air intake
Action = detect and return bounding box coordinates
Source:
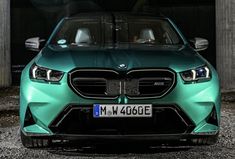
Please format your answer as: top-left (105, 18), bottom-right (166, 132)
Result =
top-left (49, 105), bottom-right (194, 135)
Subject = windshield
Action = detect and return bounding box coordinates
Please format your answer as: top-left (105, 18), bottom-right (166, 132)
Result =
top-left (116, 20), bottom-right (182, 45)
top-left (50, 18), bottom-right (183, 48)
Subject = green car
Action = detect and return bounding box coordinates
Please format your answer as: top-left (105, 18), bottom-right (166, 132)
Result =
top-left (20, 13), bottom-right (220, 148)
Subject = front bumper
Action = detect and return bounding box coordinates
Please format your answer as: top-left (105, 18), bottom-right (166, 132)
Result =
top-left (20, 65), bottom-right (221, 139)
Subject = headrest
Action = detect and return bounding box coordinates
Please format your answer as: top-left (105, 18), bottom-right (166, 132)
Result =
top-left (139, 28), bottom-right (155, 41)
top-left (75, 28), bottom-right (92, 44)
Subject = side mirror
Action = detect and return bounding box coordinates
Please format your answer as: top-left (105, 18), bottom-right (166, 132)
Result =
top-left (189, 37), bottom-right (209, 52)
top-left (25, 37), bottom-right (46, 52)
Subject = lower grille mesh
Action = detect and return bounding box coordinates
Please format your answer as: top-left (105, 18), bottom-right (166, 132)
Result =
top-left (49, 105), bottom-right (194, 135)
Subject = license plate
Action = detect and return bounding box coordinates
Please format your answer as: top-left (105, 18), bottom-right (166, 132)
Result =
top-left (93, 104), bottom-right (152, 118)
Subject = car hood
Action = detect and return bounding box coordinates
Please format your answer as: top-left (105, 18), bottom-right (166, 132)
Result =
top-left (35, 45), bottom-right (206, 73)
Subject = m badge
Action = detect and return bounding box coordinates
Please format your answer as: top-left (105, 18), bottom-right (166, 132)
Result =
top-left (153, 82), bottom-right (165, 86)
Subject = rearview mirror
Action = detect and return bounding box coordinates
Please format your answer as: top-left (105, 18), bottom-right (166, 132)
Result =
top-left (25, 37), bottom-right (46, 52)
top-left (190, 37), bottom-right (209, 52)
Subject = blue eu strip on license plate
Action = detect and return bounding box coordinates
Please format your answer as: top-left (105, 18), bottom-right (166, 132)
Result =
top-left (93, 104), bottom-right (152, 118)
top-left (93, 104), bottom-right (100, 118)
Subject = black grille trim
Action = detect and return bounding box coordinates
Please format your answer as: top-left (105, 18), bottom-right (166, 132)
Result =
top-left (126, 69), bottom-right (176, 99)
top-left (68, 69), bottom-right (120, 99)
top-left (68, 69), bottom-right (176, 99)
top-left (72, 78), bottom-right (107, 97)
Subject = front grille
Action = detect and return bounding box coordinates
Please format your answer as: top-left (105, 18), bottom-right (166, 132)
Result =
top-left (49, 105), bottom-right (195, 135)
top-left (127, 69), bottom-right (175, 98)
top-left (69, 69), bottom-right (176, 99)
top-left (69, 69), bottom-right (119, 98)
top-left (72, 78), bottom-right (107, 97)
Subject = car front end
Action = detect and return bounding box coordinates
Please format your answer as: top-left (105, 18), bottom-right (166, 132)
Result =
top-left (20, 13), bottom-right (221, 148)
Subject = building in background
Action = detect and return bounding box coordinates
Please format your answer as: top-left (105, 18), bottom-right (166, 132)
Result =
top-left (0, 0), bottom-right (11, 87)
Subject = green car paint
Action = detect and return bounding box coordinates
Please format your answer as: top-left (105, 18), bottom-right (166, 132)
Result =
top-left (20, 13), bottom-right (220, 146)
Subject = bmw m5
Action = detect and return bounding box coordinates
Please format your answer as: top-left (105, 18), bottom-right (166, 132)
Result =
top-left (20, 13), bottom-right (220, 148)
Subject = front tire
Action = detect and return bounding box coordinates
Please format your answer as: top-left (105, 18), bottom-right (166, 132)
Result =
top-left (20, 131), bottom-right (51, 148)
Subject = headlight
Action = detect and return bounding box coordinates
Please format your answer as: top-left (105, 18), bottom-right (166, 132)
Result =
top-left (180, 66), bottom-right (211, 82)
top-left (30, 64), bottom-right (64, 82)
